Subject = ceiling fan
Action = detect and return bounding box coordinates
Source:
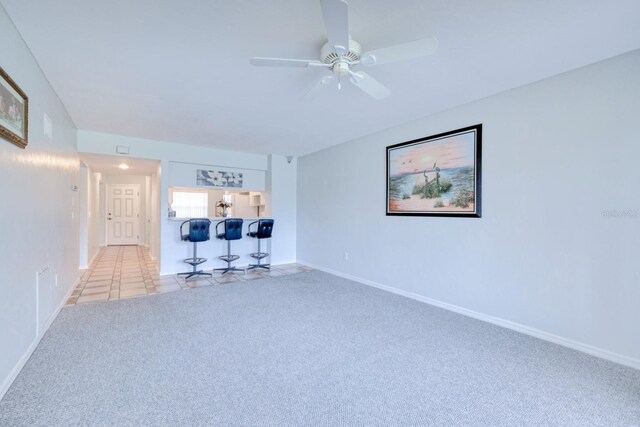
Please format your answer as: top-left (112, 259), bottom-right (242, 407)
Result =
top-left (250, 0), bottom-right (438, 100)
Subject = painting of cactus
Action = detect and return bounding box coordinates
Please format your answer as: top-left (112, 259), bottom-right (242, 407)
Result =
top-left (386, 124), bottom-right (481, 217)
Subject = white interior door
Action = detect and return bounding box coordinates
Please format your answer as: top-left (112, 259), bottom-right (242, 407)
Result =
top-left (107, 184), bottom-right (140, 245)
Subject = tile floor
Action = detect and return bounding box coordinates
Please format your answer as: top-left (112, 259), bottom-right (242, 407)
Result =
top-left (66, 246), bottom-right (314, 306)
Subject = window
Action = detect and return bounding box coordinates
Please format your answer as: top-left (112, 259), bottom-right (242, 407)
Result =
top-left (172, 191), bottom-right (208, 218)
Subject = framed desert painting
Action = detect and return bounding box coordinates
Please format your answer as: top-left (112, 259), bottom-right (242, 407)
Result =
top-left (0, 66), bottom-right (28, 149)
top-left (386, 124), bottom-right (482, 217)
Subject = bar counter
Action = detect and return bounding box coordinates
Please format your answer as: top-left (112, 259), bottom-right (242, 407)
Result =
top-left (164, 217), bottom-right (270, 275)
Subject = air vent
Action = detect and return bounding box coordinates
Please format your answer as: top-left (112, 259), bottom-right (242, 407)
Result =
top-left (323, 52), bottom-right (339, 64)
top-left (343, 50), bottom-right (360, 62)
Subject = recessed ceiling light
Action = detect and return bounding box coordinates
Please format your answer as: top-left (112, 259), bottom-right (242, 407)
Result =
top-left (118, 163), bottom-right (130, 170)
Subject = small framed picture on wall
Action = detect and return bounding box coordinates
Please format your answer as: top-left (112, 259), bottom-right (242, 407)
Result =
top-left (0, 66), bottom-right (29, 149)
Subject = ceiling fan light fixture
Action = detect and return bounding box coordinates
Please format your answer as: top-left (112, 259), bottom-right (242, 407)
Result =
top-left (333, 61), bottom-right (351, 76)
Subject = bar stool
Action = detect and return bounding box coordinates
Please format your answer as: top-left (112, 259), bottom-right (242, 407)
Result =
top-left (177, 218), bottom-right (212, 280)
top-left (214, 218), bottom-right (244, 274)
top-left (246, 219), bottom-right (274, 271)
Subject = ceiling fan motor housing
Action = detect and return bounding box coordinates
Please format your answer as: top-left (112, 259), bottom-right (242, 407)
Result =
top-left (321, 39), bottom-right (362, 65)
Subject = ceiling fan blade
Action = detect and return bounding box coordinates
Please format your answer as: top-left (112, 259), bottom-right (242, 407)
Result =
top-left (360, 36), bottom-right (439, 66)
top-left (349, 71), bottom-right (390, 100)
top-left (321, 0), bottom-right (350, 55)
top-left (301, 75), bottom-right (335, 102)
top-left (250, 57), bottom-right (325, 67)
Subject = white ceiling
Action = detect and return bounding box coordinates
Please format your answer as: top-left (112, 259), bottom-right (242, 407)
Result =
top-left (2, 0), bottom-right (640, 156)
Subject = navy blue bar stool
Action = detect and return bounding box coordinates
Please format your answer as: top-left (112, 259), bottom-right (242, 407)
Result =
top-left (246, 219), bottom-right (274, 271)
top-left (177, 218), bottom-right (212, 280)
top-left (214, 218), bottom-right (244, 274)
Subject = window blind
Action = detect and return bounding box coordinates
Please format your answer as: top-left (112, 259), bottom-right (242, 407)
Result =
top-left (172, 192), bottom-right (208, 218)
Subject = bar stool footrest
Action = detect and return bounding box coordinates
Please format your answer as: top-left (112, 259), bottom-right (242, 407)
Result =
top-left (184, 257), bottom-right (207, 266)
top-left (219, 255), bottom-right (240, 262)
top-left (250, 252), bottom-right (269, 259)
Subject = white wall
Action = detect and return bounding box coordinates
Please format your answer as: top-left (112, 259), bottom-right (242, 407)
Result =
top-left (78, 130), bottom-right (267, 171)
top-left (0, 5), bottom-right (79, 398)
top-left (268, 155), bottom-right (297, 264)
top-left (149, 164), bottom-right (161, 264)
top-left (78, 164), bottom-right (89, 267)
top-left (78, 164), bottom-right (101, 268)
top-left (87, 170), bottom-right (101, 263)
top-left (145, 176), bottom-right (151, 244)
top-left (168, 161), bottom-right (266, 191)
top-left (298, 50), bottom-right (640, 367)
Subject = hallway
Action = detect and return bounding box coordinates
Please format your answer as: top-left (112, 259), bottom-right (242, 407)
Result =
top-left (66, 246), bottom-right (313, 306)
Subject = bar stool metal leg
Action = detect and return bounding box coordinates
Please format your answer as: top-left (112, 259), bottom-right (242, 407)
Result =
top-left (178, 241), bottom-right (212, 280)
top-left (214, 240), bottom-right (245, 274)
top-left (247, 239), bottom-right (270, 271)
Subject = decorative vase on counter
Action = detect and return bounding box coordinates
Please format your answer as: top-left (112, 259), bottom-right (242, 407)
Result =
top-left (222, 209), bottom-right (228, 218)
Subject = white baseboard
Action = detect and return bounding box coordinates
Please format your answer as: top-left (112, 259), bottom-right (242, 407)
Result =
top-left (79, 248), bottom-right (101, 270)
top-left (0, 275), bottom-right (79, 401)
top-left (273, 260), bottom-right (298, 266)
top-left (299, 261), bottom-right (640, 371)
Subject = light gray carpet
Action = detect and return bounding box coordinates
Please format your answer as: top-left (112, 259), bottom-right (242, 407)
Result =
top-left (0, 271), bottom-right (638, 426)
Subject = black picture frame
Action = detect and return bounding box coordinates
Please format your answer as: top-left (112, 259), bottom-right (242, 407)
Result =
top-left (386, 124), bottom-right (482, 218)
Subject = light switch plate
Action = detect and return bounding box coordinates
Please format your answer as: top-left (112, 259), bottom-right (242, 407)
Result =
top-left (43, 113), bottom-right (53, 139)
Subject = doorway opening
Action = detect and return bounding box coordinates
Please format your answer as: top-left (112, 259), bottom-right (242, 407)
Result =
top-left (78, 153), bottom-right (161, 269)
